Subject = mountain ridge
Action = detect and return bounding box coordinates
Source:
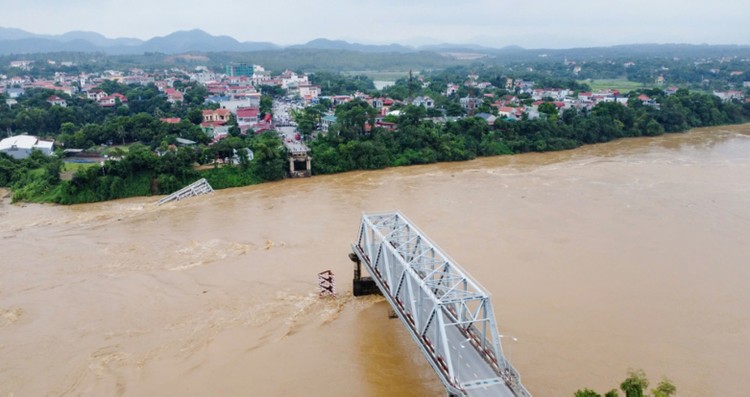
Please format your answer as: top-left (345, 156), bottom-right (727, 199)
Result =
top-left (1, 27), bottom-right (749, 57)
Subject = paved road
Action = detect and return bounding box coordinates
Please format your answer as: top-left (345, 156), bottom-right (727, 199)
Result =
top-left (444, 323), bottom-right (515, 397)
top-left (410, 293), bottom-right (516, 397)
top-left (278, 126), bottom-right (309, 153)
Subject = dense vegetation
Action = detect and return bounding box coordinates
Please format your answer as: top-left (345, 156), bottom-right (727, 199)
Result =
top-left (575, 369), bottom-right (676, 397)
top-left (309, 89), bottom-right (749, 174)
top-left (0, 131), bottom-right (287, 204)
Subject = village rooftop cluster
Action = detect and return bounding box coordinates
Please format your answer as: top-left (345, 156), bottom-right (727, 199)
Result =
top-left (1, 58), bottom-right (749, 160)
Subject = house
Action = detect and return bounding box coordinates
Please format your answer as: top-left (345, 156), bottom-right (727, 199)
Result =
top-left (7, 87), bottom-right (25, 99)
top-left (375, 121), bottom-right (397, 131)
top-left (98, 93), bottom-right (127, 107)
top-left (280, 70), bottom-right (309, 89)
top-left (86, 89), bottom-right (108, 101)
top-left (474, 112), bottom-right (497, 125)
top-left (9, 60), bottom-right (33, 70)
top-left (497, 106), bottom-right (523, 120)
top-left (236, 107), bottom-right (260, 125)
top-left (47, 95), bottom-right (67, 107)
top-left (445, 84), bottom-right (459, 96)
top-left (321, 114), bottom-right (337, 132)
top-left (297, 84), bottom-right (321, 101)
top-left (202, 108), bottom-right (231, 124)
top-left (0, 135), bottom-right (55, 159)
top-left (713, 90), bottom-right (744, 101)
top-left (9, 76), bottom-right (26, 86)
top-left (164, 88), bottom-right (184, 103)
top-left (207, 125), bottom-right (230, 141)
top-left (229, 148), bottom-right (254, 164)
top-left (632, 94), bottom-right (659, 108)
top-left (664, 86), bottom-right (680, 96)
top-left (412, 96), bottom-right (435, 108)
top-left (207, 94), bottom-right (260, 114)
top-left (160, 118), bottom-right (182, 124)
top-left (460, 96), bottom-right (481, 110)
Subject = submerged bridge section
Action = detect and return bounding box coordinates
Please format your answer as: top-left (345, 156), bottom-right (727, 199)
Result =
top-left (157, 178), bottom-right (214, 205)
top-left (351, 212), bottom-right (530, 397)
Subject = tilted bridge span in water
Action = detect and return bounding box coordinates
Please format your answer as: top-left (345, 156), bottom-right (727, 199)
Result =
top-left (349, 211), bottom-right (531, 397)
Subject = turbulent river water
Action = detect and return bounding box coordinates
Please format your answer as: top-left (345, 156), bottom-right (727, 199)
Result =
top-left (1, 124), bottom-right (749, 396)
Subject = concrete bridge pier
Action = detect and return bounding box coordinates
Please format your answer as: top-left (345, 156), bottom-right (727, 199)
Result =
top-left (349, 252), bottom-right (380, 297)
top-left (288, 151), bottom-right (312, 178)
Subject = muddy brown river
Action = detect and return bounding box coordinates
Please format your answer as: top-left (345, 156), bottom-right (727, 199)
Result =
top-left (1, 124), bottom-right (749, 396)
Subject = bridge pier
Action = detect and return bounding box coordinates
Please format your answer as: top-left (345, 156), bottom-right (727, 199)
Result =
top-left (348, 252), bottom-right (380, 297)
top-left (288, 151), bottom-right (312, 178)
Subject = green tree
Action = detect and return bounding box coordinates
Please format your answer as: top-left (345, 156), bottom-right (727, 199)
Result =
top-left (574, 389), bottom-right (601, 397)
top-left (620, 369), bottom-right (649, 397)
top-left (249, 131), bottom-right (287, 181)
top-left (651, 378), bottom-right (676, 397)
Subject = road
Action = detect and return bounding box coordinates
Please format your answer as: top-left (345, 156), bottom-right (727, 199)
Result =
top-left (272, 99), bottom-right (309, 153)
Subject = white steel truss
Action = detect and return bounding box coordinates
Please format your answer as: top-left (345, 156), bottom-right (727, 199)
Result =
top-left (352, 211), bottom-right (531, 397)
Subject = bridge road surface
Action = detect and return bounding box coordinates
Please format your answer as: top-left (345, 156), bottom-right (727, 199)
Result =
top-left (411, 290), bottom-right (516, 397)
top-left (366, 254), bottom-right (517, 397)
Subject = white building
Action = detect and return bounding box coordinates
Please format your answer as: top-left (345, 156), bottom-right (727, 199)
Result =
top-left (412, 96), bottom-right (435, 108)
top-left (280, 70), bottom-right (309, 89)
top-left (297, 84), bottom-right (321, 100)
top-left (219, 94), bottom-right (261, 114)
top-left (0, 135), bottom-right (55, 159)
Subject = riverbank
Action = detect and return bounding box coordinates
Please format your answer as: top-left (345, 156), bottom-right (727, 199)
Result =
top-left (3, 89), bottom-right (749, 205)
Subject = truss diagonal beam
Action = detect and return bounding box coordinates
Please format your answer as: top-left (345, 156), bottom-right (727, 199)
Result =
top-left (352, 211), bottom-right (531, 397)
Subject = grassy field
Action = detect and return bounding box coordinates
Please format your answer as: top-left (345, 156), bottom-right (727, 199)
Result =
top-left (580, 78), bottom-right (651, 93)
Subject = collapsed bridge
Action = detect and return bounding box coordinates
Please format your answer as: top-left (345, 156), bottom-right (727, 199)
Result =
top-left (350, 211), bottom-right (531, 397)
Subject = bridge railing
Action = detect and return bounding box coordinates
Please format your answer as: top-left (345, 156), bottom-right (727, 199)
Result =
top-left (353, 211), bottom-right (530, 396)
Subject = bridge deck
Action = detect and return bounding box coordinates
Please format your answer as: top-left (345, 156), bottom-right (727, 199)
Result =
top-left (352, 211), bottom-right (530, 396)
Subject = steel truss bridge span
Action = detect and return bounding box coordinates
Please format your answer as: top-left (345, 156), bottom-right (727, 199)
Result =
top-left (351, 211), bottom-right (531, 397)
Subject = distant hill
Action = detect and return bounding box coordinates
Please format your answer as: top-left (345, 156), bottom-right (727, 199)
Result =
top-left (0, 27), bottom-right (278, 55)
top-left (0, 38), bottom-right (102, 54)
top-left (289, 38), bottom-right (413, 53)
top-left (0, 27), bottom-right (749, 61)
top-left (140, 29), bottom-right (279, 53)
top-left (56, 31), bottom-right (142, 47)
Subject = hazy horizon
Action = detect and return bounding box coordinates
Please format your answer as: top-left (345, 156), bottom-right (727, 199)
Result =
top-left (1, 0), bottom-right (748, 49)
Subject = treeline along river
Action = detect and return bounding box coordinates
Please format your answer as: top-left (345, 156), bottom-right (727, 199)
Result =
top-left (1, 124), bottom-right (749, 396)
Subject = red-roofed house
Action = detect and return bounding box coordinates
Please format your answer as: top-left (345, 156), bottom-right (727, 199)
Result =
top-left (47, 95), bottom-right (67, 107)
top-left (236, 107), bottom-right (260, 125)
top-left (99, 93), bottom-right (127, 107)
top-left (498, 106), bottom-right (524, 120)
top-left (160, 117), bottom-right (182, 124)
top-left (202, 108), bottom-right (231, 124)
top-left (164, 88), bottom-right (184, 104)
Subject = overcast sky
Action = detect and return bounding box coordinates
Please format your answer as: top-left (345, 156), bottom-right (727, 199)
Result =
top-left (2, 0), bottom-right (748, 48)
